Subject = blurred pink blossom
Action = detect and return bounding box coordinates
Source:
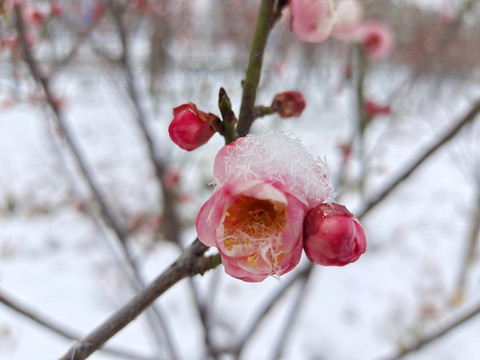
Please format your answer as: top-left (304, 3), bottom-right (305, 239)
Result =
top-left (303, 203), bottom-right (366, 266)
top-left (358, 21), bottom-right (394, 60)
top-left (289, 0), bottom-right (334, 43)
top-left (168, 103), bottom-right (216, 151)
top-left (196, 132), bottom-right (332, 281)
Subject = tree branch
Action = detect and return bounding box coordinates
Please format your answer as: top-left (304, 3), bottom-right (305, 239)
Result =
top-left (358, 98), bottom-right (480, 218)
top-left (58, 240), bottom-right (221, 360)
top-left (0, 288), bottom-right (154, 360)
top-left (380, 299), bottom-right (480, 360)
top-left (236, 0), bottom-right (277, 137)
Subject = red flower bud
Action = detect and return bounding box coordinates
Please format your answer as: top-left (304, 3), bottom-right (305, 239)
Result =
top-left (271, 91), bottom-right (306, 118)
top-left (364, 100), bottom-right (390, 117)
top-left (303, 203), bottom-right (366, 266)
top-left (168, 103), bottom-right (216, 151)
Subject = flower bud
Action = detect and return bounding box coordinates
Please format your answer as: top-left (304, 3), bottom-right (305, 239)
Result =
top-left (272, 91), bottom-right (306, 118)
top-left (168, 103), bottom-right (216, 151)
top-left (303, 203), bottom-right (366, 266)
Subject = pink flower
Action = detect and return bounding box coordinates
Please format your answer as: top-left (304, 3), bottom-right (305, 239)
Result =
top-left (289, 0), bottom-right (334, 43)
top-left (168, 103), bottom-right (216, 151)
top-left (357, 22), bottom-right (394, 60)
top-left (162, 168), bottom-right (181, 190)
top-left (197, 133), bottom-right (332, 281)
top-left (23, 5), bottom-right (48, 27)
top-left (303, 203), bottom-right (366, 266)
top-left (51, 3), bottom-right (63, 16)
top-left (272, 91), bottom-right (306, 118)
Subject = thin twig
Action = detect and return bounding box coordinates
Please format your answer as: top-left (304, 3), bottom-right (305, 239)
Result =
top-left (358, 98), bottom-right (480, 219)
top-left (233, 264), bottom-right (314, 359)
top-left (109, 1), bottom-right (181, 245)
top-left (187, 278), bottom-right (219, 359)
top-left (455, 185), bottom-right (480, 294)
top-left (269, 265), bottom-right (315, 360)
top-left (380, 299), bottom-right (480, 360)
top-left (59, 240), bottom-right (221, 360)
top-left (0, 288), bottom-right (154, 360)
top-left (236, 0), bottom-right (277, 137)
top-left (14, 4), bottom-right (174, 358)
top-left (107, 4), bottom-right (181, 358)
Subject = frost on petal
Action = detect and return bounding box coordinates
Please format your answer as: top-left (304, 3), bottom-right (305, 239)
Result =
top-left (213, 132), bottom-right (333, 208)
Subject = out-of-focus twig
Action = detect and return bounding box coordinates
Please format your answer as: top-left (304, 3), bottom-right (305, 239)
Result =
top-left (455, 185), bottom-right (480, 295)
top-left (109, 1), bottom-right (181, 245)
top-left (0, 288), bottom-right (154, 360)
top-left (233, 264), bottom-right (314, 359)
top-left (380, 298), bottom-right (480, 360)
top-left (13, 4), bottom-right (174, 358)
top-left (268, 265), bottom-right (315, 360)
top-left (58, 239), bottom-right (221, 360)
top-left (51, 6), bottom-right (106, 71)
top-left (359, 98), bottom-right (480, 219)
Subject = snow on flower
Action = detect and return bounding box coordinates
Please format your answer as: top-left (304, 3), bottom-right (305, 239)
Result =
top-left (196, 132), bottom-right (333, 282)
top-left (289, 0), bottom-right (335, 43)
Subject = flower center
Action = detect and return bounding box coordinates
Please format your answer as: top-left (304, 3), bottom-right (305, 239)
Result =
top-left (222, 196), bottom-right (287, 269)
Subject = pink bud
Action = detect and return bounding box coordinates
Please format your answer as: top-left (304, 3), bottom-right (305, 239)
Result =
top-left (168, 103), bottom-right (216, 151)
top-left (272, 91), bottom-right (306, 118)
top-left (364, 100), bottom-right (390, 117)
top-left (303, 203), bottom-right (366, 266)
top-left (289, 0), bottom-right (334, 43)
top-left (358, 22), bottom-right (394, 60)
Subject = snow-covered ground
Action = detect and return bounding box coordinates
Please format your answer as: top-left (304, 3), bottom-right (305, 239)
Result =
top-left (1, 39), bottom-right (480, 360)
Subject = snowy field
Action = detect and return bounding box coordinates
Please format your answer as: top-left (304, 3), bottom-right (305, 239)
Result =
top-left (1, 2), bottom-right (480, 357)
top-left (1, 59), bottom-right (480, 359)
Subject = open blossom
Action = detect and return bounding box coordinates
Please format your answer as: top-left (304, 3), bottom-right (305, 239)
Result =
top-left (168, 103), bottom-right (216, 151)
top-left (196, 132), bottom-right (332, 282)
top-left (289, 0), bottom-right (335, 43)
top-left (272, 91), bottom-right (306, 118)
top-left (303, 203), bottom-right (366, 266)
top-left (358, 22), bottom-right (394, 60)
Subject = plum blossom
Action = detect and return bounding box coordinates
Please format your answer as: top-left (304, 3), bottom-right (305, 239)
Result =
top-left (289, 0), bottom-right (335, 43)
top-left (196, 132), bottom-right (332, 281)
top-left (357, 21), bottom-right (394, 60)
top-left (272, 91), bottom-right (306, 118)
top-left (168, 103), bottom-right (217, 151)
top-left (303, 203), bottom-right (366, 266)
